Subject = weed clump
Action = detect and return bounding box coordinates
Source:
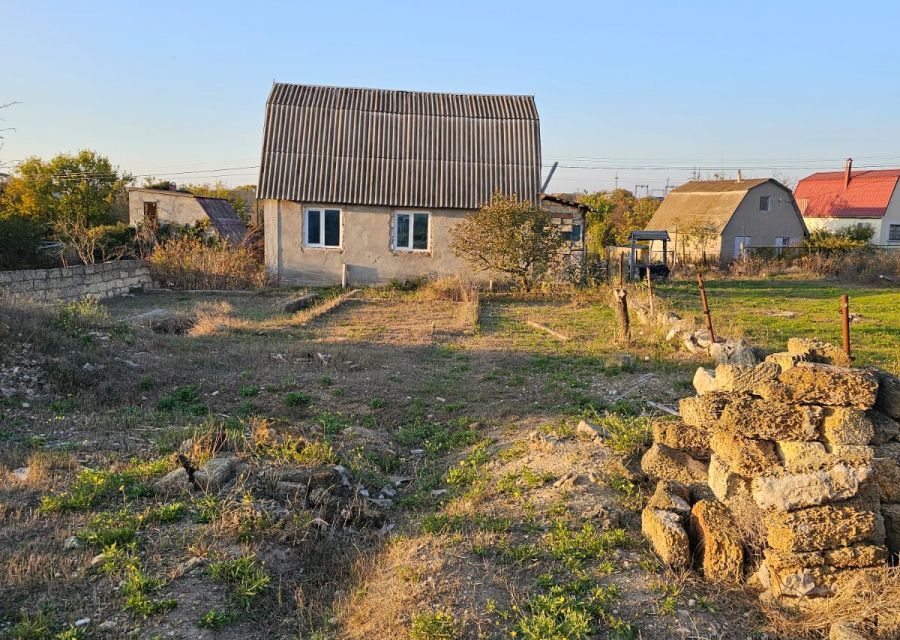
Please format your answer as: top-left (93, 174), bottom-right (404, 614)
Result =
top-left (208, 556), bottom-right (271, 610)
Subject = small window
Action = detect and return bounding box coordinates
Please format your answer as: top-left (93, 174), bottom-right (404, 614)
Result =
top-left (571, 223), bottom-right (582, 243)
top-left (394, 212), bottom-right (429, 251)
top-left (304, 209), bottom-right (341, 248)
top-left (890, 224), bottom-right (900, 243)
top-left (759, 196), bottom-right (770, 213)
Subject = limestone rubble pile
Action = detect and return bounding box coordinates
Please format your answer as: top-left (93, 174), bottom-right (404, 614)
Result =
top-left (639, 337), bottom-right (900, 613)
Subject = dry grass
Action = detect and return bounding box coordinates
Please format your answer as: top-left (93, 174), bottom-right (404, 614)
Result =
top-left (728, 248), bottom-right (900, 283)
top-left (759, 565), bottom-right (900, 638)
top-left (148, 237), bottom-right (267, 290)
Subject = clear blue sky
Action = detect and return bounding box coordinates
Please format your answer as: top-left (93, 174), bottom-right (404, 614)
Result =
top-left (3, 0), bottom-right (900, 195)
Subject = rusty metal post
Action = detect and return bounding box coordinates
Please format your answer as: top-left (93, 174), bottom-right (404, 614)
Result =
top-left (646, 266), bottom-right (654, 317)
top-left (840, 294), bottom-right (851, 360)
top-left (697, 272), bottom-right (715, 343)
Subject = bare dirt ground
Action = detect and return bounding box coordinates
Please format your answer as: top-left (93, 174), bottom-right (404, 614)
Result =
top-left (1, 289), bottom-right (771, 639)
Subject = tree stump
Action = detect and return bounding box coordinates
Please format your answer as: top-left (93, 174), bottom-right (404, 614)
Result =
top-left (613, 287), bottom-right (630, 343)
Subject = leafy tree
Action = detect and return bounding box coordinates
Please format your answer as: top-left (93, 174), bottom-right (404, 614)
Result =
top-left (0, 150), bottom-right (131, 229)
top-left (577, 189), bottom-right (661, 247)
top-left (450, 193), bottom-right (563, 291)
top-left (673, 218), bottom-right (719, 260)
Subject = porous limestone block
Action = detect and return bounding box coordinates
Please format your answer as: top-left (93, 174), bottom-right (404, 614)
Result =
top-left (710, 430), bottom-right (780, 476)
top-left (718, 397), bottom-right (821, 441)
top-left (762, 562), bottom-right (883, 598)
top-left (651, 419), bottom-right (710, 461)
top-left (872, 457), bottom-right (900, 503)
top-left (786, 337), bottom-right (852, 367)
top-left (756, 363), bottom-right (878, 409)
top-left (640, 443), bottom-right (708, 485)
top-left (765, 351), bottom-right (807, 370)
top-left (678, 392), bottom-right (730, 428)
top-left (821, 407), bottom-right (875, 446)
top-left (765, 504), bottom-right (883, 552)
top-left (689, 500), bottom-right (744, 582)
top-left (868, 410), bottom-right (900, 445)
top-left (883, 504), bottom-right (900, 556)
top-left (646, 480), bottom-right (691, 519)
top-left (193, 456), bottom-right (237, 492)
top-left (713, 361), bottom-right (781, 395)
top-left (776, 441), bottom-right (874, 473)
top-left (751, 464), bottom-right (873, 511)
top-left (708, 454), bottom-right (752, 503)
top-left (641, 507), bottom-right (691, 570)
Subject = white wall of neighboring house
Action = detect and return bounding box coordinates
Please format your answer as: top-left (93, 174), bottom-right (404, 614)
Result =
top-left (801, 188), bottom-right (900, 246)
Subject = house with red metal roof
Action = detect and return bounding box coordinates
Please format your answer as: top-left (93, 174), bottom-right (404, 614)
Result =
top-left (794, 159), bottom-right (900, 246)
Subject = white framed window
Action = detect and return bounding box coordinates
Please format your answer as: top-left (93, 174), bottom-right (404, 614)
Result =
top-left (304, 208), bottom-right (341, 248)
top-left (889, 224), bottom-right (900, 243)
top-left (759, 196), bottom-right (770, 213)
top-left (393, 212), bottom-right (430, 251)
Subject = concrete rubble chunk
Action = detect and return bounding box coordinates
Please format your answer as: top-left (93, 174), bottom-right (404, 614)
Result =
top-left (776, 441), bottom-right (874, 473)
top-left (787, 337), bottom-right (852, 367)
top-left (719, 397), bottom-right (821, 441)
top-left (576, 419), bottom-right (606, 441)
top-left (751, 463), bottom-right (873, 511)
top-left (821, 407), bottom-right (875, 446)
top-left (651, 419), bottom-right (711, 461)
top-left (710, 430), bottom-right (780, 476)
top-left (874, 370), bottom-right (900, 419)
top-left (689, 500), bottom-right (744, 582)
top-left (641, 507), bottom-right (691, 570)
top-left (762, 562), bottom-right (882, 598)
top-left (282, 293), bottom-right (320, 313)
top-left (692, 367), bottom-right (717, 395)
top-left (707, 454), bottom-right (752, 503)
top-left (822, 544), bottom-right (889, 569)
top-left (868, 410), bottom-right (900, 445)
top-left (710, 338), bottom-right (759, 366)
top-left (714, 361), bottom-right (781, 395)
top-left (646, 480), bottom-right (691, 519)
top-left (193, 457), bottom-right (238, 492)
top-left (678, 392), bottom-right (730, 428)
top-left (153, 467), bottom-right (191, 495)
top-left (640, 443), bottom-right (708, 485)
top-left (765, 504), bottom-right (883, 552)
top-left (756, 363), bottom-right (878, 409)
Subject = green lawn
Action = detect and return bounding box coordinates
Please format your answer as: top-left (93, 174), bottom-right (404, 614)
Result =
top-left (656, 278), bottom-right (900, 373)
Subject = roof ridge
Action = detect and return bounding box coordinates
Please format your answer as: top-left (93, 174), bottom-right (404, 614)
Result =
top-left (269, 81), bottom-right (535, 100)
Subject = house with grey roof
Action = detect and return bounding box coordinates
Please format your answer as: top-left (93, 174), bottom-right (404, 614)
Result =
top-left (257, 83), bottom-right (542, 286)
top-left (644, 178), bottom-right (806, 263)
top-left (128, 187), bottom-right (247, 244)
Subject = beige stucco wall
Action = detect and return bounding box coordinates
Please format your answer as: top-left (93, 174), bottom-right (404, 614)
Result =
top-left (719, 182), bottom-right (807, 260)
top-left (263, 200), bottom-right (491, 286)
top-left (128, 189), bottom-right (209, 227)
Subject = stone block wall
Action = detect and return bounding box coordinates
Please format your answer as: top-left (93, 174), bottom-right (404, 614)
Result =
top-left (0, 260), bottom-right (152, 302)
top-left (640, 337), bottom-right (900, 633)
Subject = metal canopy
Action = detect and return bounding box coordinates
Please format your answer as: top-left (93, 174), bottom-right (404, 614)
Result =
top-left (629, 230), bottom-right (670, 242)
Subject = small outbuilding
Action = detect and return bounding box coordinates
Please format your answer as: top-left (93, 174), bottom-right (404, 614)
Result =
top-left (540, 193), bottom-right (588, 277)
top-left (643, 178), bottom-right (806, 263)
top-left (127, 187), bottom-right (247, 244)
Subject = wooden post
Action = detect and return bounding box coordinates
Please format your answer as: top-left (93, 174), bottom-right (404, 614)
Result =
top-left (697, 272), bottom-right (715, 343)
top-left (613, 287), bottom-right (630, 343)
top-left (840, 294), bottom-right (851, 360)
top-left (646, 267), bottom-right (654, 318)
top-left (618, 253), bottom-right (624, 286)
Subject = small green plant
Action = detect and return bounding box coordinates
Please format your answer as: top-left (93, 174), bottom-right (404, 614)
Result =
top-left (369, 397), bottom-right (385, 409)
top-left (283, 391), bottom-right (312, 408)
top-left (156, 385), bottom-right (207, 415)
top-left (409, 610), bottom-right (460, 640)
top-left (40, 458), bottom-right (172, 512)
top-left (320, 376), bottom-right (334, 386)
top-left (197, 608), bottom-right (235, 630)
top-left (6, 608), bottom-right (53, 639)
top-left (497, 467), bottom-right (555, 497)
top-left (193, 495), bottom-right (221, 523)
top-left (139, 376), bottom-right (155, 391)
top-left (79, 509), bottom-right (139, 547)
top-left (208, 556), bottom-right (271, 610)
top-left (239, 385), bottom-right (260, 397)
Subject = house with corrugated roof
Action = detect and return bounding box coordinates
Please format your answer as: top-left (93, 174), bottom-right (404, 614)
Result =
top-left (795, 159), bottom-right (900, 246)
top-left (128, 187), bottom-right (247, 244)
top-left (257, 83), bottom-right (542, 286)
top-left (643, 178), bottom-right (806, 263)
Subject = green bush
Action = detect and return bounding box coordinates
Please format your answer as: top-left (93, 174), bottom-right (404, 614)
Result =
top-left (0, 214), bottom-right (47, 269)
top-left (804, 223), bottom-right (875, 252)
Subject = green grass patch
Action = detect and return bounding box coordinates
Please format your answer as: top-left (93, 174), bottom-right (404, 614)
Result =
top-left (409, 610), bottom-right (460, 640)
top-left (283, 391), bottom-right (312, 408)
top-left (39, 458), bottom-right (172, 513)
top-left (208, 556), bottom-right (271, 610)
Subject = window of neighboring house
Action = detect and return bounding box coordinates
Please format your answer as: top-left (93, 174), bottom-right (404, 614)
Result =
top-left (394, 212), bottom-right (430, 251)
top-left (890, 224), bottom-right (900, 243)
top-left (775, 236), bottom-right (791, 255)
top-left (304, 208), bottom-right (341, 248)
top-left (143, 202), bottom-right (158, 227)
top-left (759, 196), bottom-right (770, 213)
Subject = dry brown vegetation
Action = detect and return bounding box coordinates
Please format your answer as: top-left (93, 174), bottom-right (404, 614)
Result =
top-left (147, 237), bottom-right (267, 290)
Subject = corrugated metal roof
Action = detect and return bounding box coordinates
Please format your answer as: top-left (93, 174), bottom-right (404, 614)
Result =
top-left (258, 83), bottom-right (542, 210)
top-left (197, 198), bottom-right (247, 244)
top-left (795, 169), bottom-right (900, 219)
